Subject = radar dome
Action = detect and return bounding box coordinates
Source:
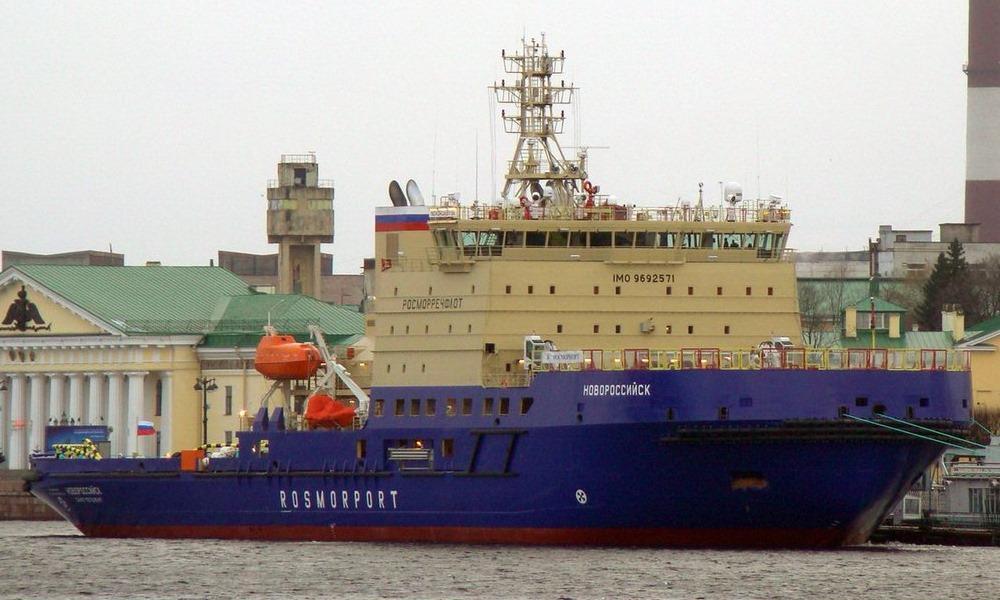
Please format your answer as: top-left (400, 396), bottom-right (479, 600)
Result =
top-left (724, 182), bottom-right (743, 205)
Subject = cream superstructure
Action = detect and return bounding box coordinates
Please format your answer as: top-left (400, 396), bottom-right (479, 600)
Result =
top-left (372, 37), bottom-right (800, 389)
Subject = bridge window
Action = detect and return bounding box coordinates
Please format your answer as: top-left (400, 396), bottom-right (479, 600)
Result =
top-left (374, 399), bottom-right (384, 417)
top-left (570, 231), bottom-right (587, 247)
top-left (504, 231), bottom-right (524, 247)
top-left (520, 397), bottom-right (534, 415)
top-left (462, 398), bottom-right (473, 415)
top-left (636, 232), bottom-right (656, 247)
top-left (549, 230), bottom-right (569, 247)
top-left (425, 398), bottom-right (436, 416)
top-left (725, 325), bottom-right (731, 334)
top-left (614, 232), bottom-right (633, 247)
top-left (499, 397), bottom-right (510, 415)
top-left (590, 231), bottom-right (612, 247)
top-left (526, 231), bottom-right (546, 247)
top-left (681, 232), bottom-right (702, 248)
top-left (446, 398), bottom-right (457, 416)
top-left (657, 232), bottom-right (676, 248)
top-left (395, 399), bottom-right (405, 416)
top-left (483, 397), bottom-right (495, 415)
top-left (410, 399), bottom-right (420, 416)
top-left (441, 438), bottom-right (454, 459)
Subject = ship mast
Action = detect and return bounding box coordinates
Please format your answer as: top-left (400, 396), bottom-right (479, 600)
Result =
top-left (492, 35), bottom-right (587, 211)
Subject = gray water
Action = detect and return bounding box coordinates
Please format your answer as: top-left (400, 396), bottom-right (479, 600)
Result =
top-left (1, 521), bottom-right (999, 599)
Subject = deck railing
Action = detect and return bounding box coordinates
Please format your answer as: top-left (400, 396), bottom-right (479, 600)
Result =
top-left (533, 347), bottom-right (970, 373)
top-left (429, 203), bottom-right (790, 224)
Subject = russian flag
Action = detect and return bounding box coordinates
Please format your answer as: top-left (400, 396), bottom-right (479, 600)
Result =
top-left (375, 206), bottom-right (429, 232)
top-left (137, 420), bottom-right (156, 436)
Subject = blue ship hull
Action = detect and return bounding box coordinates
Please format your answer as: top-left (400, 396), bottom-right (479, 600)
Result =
top-left (29, 368), bottom-right (971, 547)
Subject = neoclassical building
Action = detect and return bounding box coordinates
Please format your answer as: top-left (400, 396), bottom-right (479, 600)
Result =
top-left (0, 264), bottom-right (363, 470)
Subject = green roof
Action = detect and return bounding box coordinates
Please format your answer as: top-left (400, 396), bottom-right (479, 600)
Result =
top-left (836, 331), bottom-right (955, 349)
top-left (966, 315), bottom-right (1000, 339)
top-left (200, 294), bottom-right (365, 348)
top-left (845, 297), bottom-right (908, 313)
top-left (6, 265), bottom-right (252, 334)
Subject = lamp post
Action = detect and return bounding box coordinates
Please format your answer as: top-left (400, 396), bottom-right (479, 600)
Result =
top-left (192, 377), bottom-right (218, 446)
top-left (0, 377), bottom-right (7, 465)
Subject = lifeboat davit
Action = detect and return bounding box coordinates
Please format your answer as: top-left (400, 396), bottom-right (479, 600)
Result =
top-left (254, 333), bottom-right (323, 380)
top-left (304, 393), bottom-right (356, 428)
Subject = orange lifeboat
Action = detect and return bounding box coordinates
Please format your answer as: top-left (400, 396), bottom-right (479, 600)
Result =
top-left (254, 332), bottom-right (323, 380)
top-left (304, 393), bottom-right (356, 428)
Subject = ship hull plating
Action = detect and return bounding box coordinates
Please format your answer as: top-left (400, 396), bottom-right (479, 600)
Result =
top-left (29, 368), bottom-right (966, 547)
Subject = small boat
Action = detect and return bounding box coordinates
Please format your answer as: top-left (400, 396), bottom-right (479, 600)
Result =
top-left (304, 393), bottom-right (356, 428)
top-left (253, 331), bottom-right (322, 380)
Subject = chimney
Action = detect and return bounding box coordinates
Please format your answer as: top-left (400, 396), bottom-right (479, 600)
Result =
top-left (965, 0), bottom-right (1000, 241)
top-left (941, 305), bottom-right (966, 342)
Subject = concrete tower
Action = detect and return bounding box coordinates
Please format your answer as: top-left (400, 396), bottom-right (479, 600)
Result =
top-left (965, 0), bottom-right (1000, 242)
top-left (266, 154), bottom-right (334, 297)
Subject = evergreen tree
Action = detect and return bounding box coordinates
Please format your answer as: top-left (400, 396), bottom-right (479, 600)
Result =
top-left (916, 239), bottom-right (977, 330)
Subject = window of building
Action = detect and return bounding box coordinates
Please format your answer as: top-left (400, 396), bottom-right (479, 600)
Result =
top-left (462, 398), bottom-right (473, 416)
top-left (499, 397), bottom-right (510, 416)
top-left (395, 399), bottom-right (405, 416)
top-left (614, 232), bottom-right (633, 248)
top-left (410, 399), bottom-right (420, 416)
top-left (446, 398), bottom-right (457, 416)
top-left (356, 439), bottom-right (367, 459)
top-left (442, 438), bottom-right (454, 459)
top-left (425, 398), bottom-right (436, 416)
top-left (374, 399), bottom-right (384, 417)
top-left (483, 397), bottom-right (495, 415)
top-left (225, 385), bottom-right (233, 416)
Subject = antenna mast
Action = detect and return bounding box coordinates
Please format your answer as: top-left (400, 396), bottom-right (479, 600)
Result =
top-left (491, 35), bottom-right (587, 212)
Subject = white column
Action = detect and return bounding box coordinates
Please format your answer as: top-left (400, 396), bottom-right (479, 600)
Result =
top-left (159, 373), bottom-right (172, 457)
top-left (125, 371), bottom-right (147, 457)
top-left (8, 374), bottom-right (27, 469)
top-left (29, 373), bottom-right (46, 455)
top-left (47, 373), bottom-right (66, 425)
top-left (85, 373), bottom-right (104, 426)
top-left (68, 373), bottom-right (85, 424)
top-left (106, 372), bottom-right (124, 456)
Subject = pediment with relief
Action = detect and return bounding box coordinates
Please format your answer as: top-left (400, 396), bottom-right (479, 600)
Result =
top-left (0, 277), bottom-right (114, 337)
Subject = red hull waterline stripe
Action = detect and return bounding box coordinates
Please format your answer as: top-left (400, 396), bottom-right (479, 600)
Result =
top-left (79, 524), bottom-right (858, 547)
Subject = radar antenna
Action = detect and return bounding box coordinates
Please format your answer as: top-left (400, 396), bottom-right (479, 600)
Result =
top-left (491, 35), bottom-right (586, 213)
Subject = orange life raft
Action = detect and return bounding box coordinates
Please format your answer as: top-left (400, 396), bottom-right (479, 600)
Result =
top-left (304, 393), bottom-right (356, 428)
top-left (254, 333), bottom-right (323, 380)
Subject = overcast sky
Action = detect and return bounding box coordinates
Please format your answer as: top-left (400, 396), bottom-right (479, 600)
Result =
top-left (0, 1), bottom-right (969, 272)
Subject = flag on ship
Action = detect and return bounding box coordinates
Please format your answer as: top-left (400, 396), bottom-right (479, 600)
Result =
top-left (137, 420), bottom-right (156, 436)
top-left (375, 206), bottom-right (429, 232)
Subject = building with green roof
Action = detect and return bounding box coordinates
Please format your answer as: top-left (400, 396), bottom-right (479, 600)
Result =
top-left (0, 264), bottom-right (365, 470)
